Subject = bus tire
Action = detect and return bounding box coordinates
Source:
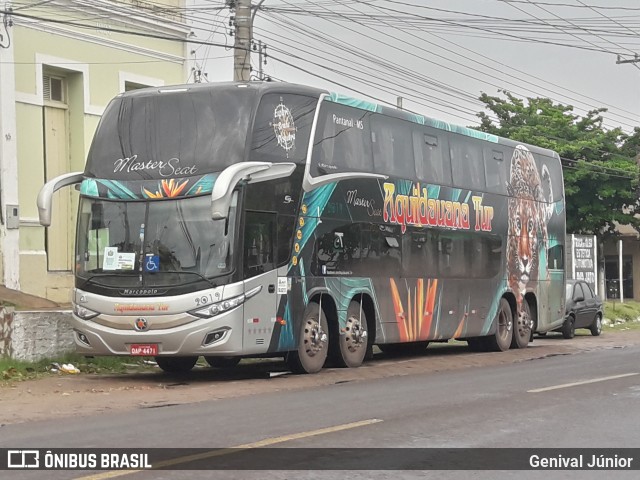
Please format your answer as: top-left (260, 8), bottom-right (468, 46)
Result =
top-left (512, 299), bottom-right (531, 349)
top-left (204, 356), bottom-right (241, 369)
top-left (331, 300), bottom-right (369, 368)
top-left (486, 298), bottom-right (513, 352)
top-left (155, 356), bottom-right (198, 374)
top-left (286, 302), bottom-right (329, 374)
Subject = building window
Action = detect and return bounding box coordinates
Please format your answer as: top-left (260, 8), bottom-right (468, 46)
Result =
top-left (43, 74), bottom-right (65, 103)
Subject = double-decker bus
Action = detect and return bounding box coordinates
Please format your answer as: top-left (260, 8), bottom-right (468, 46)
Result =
top-left (37, 82), bottom-right (566, 374)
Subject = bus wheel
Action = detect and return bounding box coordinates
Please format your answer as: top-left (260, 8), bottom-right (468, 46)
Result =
top-left (155, 356), bottom-right (198, 374)
top-left (333, 301), bottom-right (369, 368)
top-left (486, 298), bottom-right (513, 352)
top-left (286, 302), bottom-right (329, 374)
top-left (512, 300), bottom-right (531, 349)
top-left (204, 356), bottom-right (241, 369)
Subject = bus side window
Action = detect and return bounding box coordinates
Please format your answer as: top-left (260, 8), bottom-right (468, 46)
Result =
top-left (371, 115), bottom-right (413, 178)
top-left (413, 128), bottom-right (451, 186)
top-left (277, 215), bottom-right (296, 267)
top-left (484, 147), bottom-right (508, 195)
top-left (547, 244), bottom-right (564, 270)
top-left (312, 104), bottom-right (372, 175)
top-left (450, 136), bottom-right (485, 191)
top-left (244, 211), bottom-right (276, 279)
top-left (402, 229), bottom-right (437, 278)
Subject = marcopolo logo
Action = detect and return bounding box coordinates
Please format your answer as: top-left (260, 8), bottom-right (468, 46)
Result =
top-left (7, 450), bottom-right (39, 469)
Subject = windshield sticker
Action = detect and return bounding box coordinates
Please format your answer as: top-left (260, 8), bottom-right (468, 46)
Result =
top-left (144, 254), bottom-right (160, 273)
top-left (271, 99), bottom-right (296, 156)
top-left (102, 247), bottom-right (119, 270)
top-left (117, 252), bottom-right (136, 270)
top-left (103, 249), bottom-right (136, 271)
top-left (113, 155), bottom-right (197, 178)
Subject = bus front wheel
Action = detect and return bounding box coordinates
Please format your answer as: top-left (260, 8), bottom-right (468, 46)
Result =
top-left (286, 302), bottom-right (329, 374)
top-left (486, 298), bottom-right (513, 352)
top-left (331, 300), bottom-right (369, 368)
top-left (155, 356), bottom-right (198, 374)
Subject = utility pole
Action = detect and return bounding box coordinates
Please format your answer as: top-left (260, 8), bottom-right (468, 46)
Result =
top-left (233, 0), bottom-right (251, 81)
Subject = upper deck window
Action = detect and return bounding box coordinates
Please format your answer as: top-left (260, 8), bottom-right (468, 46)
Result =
top-left (86, 87), bottom-right (256, 180)
top-left (311, 103), bottom-right (373, 176)
top-left (370, 114), bottom-right (414, 179)
top-left (251, 93), bottom-right (317, 163)
top-left (450, 136), bottom-right (485, 191)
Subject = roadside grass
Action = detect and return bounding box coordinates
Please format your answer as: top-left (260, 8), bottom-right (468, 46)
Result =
top-left (0, 353), bottom-right (157, 385)
top-left (605, 300), bottom-right (640, 323)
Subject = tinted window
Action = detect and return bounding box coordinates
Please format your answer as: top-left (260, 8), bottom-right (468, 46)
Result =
top-left (450, 137), bottom-right (485, 190)
top-left (484, 147), bottom-right (508, 194)
top-left (573, 283), bottom-right (585, 300)
top-left (87, 88), bottom-right (256, 180)
top-left (401, 229), bottom-right (438, 278)
top-left (548, 244), bottom-right (564, 270)
top-left (244, 211), bottom-right (276, 279)
top-left (313, 223), bottom-right (363, 275)
top-left (413, 129), bottom-right (451, 185)
top-left (371, 115), bottom-right (414, 178)
top-left (277, 215), bottom-right (296, 267)
top-left (251, 93), bottom-right (317, 163)
top-left (312, 103), bottom-right (373, 176)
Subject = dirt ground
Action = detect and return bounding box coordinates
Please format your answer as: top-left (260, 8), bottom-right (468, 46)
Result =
top-left (2, 329), bottom-right (639, 426)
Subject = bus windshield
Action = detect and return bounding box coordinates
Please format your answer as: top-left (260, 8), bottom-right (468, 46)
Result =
top-left (76, 194), bottom-right (237, 287)
top-left (86, 87), bottom-right (256, 180)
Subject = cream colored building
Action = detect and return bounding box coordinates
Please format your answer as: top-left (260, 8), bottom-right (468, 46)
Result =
top-left (0, 0), bottom-right (193, 303)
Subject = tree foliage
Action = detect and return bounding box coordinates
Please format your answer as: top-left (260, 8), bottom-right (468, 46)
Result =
top-left (475, 90), bottom-right (640, 235)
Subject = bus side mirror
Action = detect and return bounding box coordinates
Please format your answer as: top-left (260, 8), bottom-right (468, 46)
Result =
top-left (37, 172), bottom-right (84, 226)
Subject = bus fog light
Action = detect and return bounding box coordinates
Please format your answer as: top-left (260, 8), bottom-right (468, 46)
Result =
top-left (75, 330), bottom-right (91, 346)
top-left (203, 328), bottom-right (229, 346)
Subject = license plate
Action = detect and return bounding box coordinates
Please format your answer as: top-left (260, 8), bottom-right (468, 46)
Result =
top-left (130, 344), bottom-right (158, 356)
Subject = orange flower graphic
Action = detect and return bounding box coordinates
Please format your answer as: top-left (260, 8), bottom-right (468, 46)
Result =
top-left (143, 178), bottom-right (189, 198)
top-left (390, 278), bottom-right (439, 342)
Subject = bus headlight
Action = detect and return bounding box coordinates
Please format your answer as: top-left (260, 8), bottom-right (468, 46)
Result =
top-left (73, 304), bottom-right (99, 320)
top-left (189, 286), bottom-right (262, 319)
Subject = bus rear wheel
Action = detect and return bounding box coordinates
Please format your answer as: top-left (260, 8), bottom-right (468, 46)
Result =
top-left (155, 356), bottom-right (198, 374)
top-left (331, 300), bottom-right (369, 368)
top-left (512, 300), bottom-right (531, 349)
top-left (204, 356), bottom-right (241, 369)
top-left (486, 298), bottom-right (513, 352)
top-left (286, 302), bottom-right (329, 374)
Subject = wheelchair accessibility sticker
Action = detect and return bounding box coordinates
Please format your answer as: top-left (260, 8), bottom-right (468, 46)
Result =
top-left (145, 254), bottom-right (160, 272)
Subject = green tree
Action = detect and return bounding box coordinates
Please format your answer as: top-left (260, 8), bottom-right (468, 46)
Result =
top-left (475, 90), bottom-right (640, 235)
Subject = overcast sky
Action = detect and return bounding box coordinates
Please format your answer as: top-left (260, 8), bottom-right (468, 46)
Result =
top-left (191, 0), bottom-right (640, 133)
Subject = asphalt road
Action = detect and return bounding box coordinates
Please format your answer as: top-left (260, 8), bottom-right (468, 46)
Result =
top-left (2, 342), bottom-right (640, 479)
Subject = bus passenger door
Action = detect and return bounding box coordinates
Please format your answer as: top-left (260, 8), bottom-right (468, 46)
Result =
top-left (242, 211), bottom-right (279, 354)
